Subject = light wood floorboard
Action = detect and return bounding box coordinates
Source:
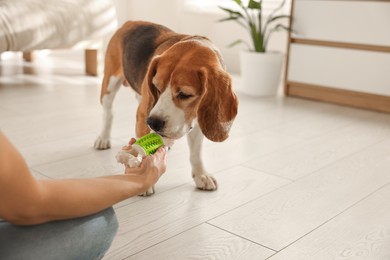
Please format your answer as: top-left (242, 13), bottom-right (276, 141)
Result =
top-left (106, 166), bottom-right (288, 259)
top-left (131, 223), bottom-right (275, 260)
top-left (268, 182), bottom-right (390, 260)
top-left (243, 113), bottom-right (390, 180)
top-left (1, 52), bottom-right (390, 259)
top-left (209, 138), bottom-right (390, 251)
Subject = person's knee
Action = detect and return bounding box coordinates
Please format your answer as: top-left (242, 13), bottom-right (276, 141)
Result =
top-left (101, 207), bottom-right (119, 238)
top-left (77, 207), bottom-right (119, 259)
top-left (0, 207), bottom-right (119, 260)
top-left (94, 207), bottom-right (119, 256)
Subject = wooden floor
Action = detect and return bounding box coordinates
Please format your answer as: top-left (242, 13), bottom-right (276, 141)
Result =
top-left (1, 52), bottom-right (390, 260)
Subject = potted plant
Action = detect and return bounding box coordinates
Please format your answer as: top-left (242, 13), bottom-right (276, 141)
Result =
top-left (219, 0), bottom-right (290, 96)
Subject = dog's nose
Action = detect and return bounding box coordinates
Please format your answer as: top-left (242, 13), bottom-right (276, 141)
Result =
top-left (147, 117), bottom-right (165, 132)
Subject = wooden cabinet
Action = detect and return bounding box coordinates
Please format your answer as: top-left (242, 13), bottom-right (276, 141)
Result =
top-left (285, 0), bottom-right (390, 113)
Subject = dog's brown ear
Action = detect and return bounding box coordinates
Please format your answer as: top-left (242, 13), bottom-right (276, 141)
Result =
top-left (136, 56), bottom-right (161, 137)
top-left (197, 67), bottom-right (238, 142)
top-left (143, 56), bottom-right (161, 111)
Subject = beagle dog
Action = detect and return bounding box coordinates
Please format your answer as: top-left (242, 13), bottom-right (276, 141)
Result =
top-left (94, 21), bottom-right (238, 194)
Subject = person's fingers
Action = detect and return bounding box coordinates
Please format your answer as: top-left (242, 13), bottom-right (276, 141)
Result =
top-left (153, 147), bottom-right (168, 173)
top-left (124, 146), bottom-right (167, 175)
top-left (122, 137), bottom-right (137, 151)
top-left (148, 147), bottom-right (167, 165)
top-left (129, 138), bottom-right (136, 145)
top-left (156, 147), bottom-right (167, 162)
top-left (122, 145), bottom-right (131, 151)
top-left (156, 146), bottom-right (166, 156)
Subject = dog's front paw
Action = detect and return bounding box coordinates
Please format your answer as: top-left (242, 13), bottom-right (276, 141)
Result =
top-left (194, 174), bottom-right (218, 191)
top-left (94, 136), bottom-right (111, 150)
top-left (139, 186), bottom-right (155, 197)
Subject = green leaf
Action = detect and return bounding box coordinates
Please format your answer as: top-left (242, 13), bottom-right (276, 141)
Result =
top-left (228, 39), bottom-right (244, 48)
top-left (247, 0), bottom-right (260, 9)
top-left (218, 6), bottom-right (243, 17)
top-left (250, 24), bottom-right (264, 52)
top-left (218, 5), bottom-right (244, 24)
top-left (233, 0), bottom-right (243, 6)
top-left (272, 23), bottom-right (291, 32)
top-left (268, 15), bottom-right (290, 23)
top-left (270, 0), bottom-right (287, 16)
top-left (227, 39), bottom-right (252, 51)
top-left (217, 16), bottom-right (241, 23)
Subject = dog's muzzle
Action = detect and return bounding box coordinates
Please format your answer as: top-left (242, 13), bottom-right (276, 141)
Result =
top-left (147, 116), bottom-right (165, 133)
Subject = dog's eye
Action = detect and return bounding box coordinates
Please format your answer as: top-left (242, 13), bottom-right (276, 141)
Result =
top-left (177, 91), bottom-right (193, 100)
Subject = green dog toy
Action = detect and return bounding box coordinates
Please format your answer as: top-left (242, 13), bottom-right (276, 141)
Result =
top-left (116, 133), bottom-right (165, 167)
top-left (133, 133), bottom-right (164, 156)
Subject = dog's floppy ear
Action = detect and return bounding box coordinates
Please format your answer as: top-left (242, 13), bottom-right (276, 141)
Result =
top-left (143, 55), bottom-right (161, 111)
top-left (197, 67), bottom-right (238, 142)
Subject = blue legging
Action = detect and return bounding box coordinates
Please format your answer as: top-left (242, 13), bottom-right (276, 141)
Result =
top-left (0, 207), bottom-right (118, 260)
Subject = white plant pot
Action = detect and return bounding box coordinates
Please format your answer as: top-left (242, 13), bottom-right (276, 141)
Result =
top-left (240, 51), bottom-right (284, 96)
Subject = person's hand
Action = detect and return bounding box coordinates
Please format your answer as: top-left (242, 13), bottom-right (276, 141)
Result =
top-left (125, 147), bottom-right (167, 187)
top-left (123, 137), bottom-right (168, 187)
top-left (122, 138), bottom-right (136, 151)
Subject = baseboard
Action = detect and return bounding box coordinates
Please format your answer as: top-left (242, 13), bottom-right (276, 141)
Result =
top-left (285, 81), bottom-right (390, 113)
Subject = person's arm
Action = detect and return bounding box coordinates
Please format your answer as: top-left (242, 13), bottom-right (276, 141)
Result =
top-left (0, 132), bottom-right (167, 225)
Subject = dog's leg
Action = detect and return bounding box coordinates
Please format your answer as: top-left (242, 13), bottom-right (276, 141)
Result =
top-left (138, 186), bottom-right (155, 197)
top-left (187, 125), bottom-right (217, 191)
top-left (94, 75), bottom-right (122, 149)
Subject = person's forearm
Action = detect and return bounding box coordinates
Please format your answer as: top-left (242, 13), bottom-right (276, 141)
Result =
top-left (24, 174), bottom-right (149, 225)
top-left (0, 131), bottom-right (165, 225)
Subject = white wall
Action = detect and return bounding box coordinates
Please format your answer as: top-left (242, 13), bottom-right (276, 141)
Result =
top-left (112, 0), bottom-right (180, 30)
top-left (177, 7), bottom-right (289, 73)
top-left (112, 0), bottom-right (289, 74)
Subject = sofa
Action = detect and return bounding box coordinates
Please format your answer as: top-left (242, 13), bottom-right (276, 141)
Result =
top-left (0, 0), bottom-right (118, 75)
